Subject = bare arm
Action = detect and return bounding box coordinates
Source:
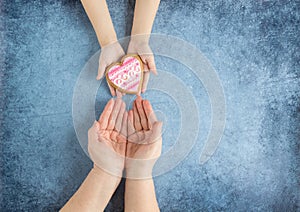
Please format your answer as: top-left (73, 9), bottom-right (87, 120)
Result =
top-left (81, 0), bottom-right (125, 95)
top-left (125, 97), bottom-right (162, 212)
top-left (81, 0), bottom-right (117, 47)
top-left (62, 99), bottom-right (127, 211)
top-left (131, 0), bottom-right (160, 39)
top-left (125, 179), bottom-right (159, 212)
top-left (127, 0), bottom-right (160, 93)
top-left (61, 167), bottom-right (121, 212)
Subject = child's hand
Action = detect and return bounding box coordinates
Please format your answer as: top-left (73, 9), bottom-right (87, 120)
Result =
top-left (126, 96), bottom-right (162, 179)
top-left (97, 42), bottom-right (125, 96)
top-left (88, 98), bottom-right (127, 177)
top-left (127, 39), bottom-right (157, 94)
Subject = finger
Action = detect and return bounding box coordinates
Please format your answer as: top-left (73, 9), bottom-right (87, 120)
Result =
top-left (146, 56), bottom-right (157, 75)
top-left (133, 101), bottom-right (142, 131)
top-left (141, 72), bottom-right (150, 93)
top-left (99, 99), bottom-right (115, 129)
top-left (137, 88), bottom-right (141, 96)
top-left (135, 96), bottom-right (148, 130)
top-left (116, 90), bottom-right (123, 98)
top-left (142, 100), bottom-right (157, 129)
top-left (127, 110), bottom-right (135, 136)
top-left (140, 56), bottom-right (149, 72)
top-left (108, 83), bottom-right (116, 96)
top-left (142, 59), bottom-right (149, 72)
top-left (140, 54), bottom-right (148, 64)
top-left (107, 98), bottom-right (122, 130)
top-left (116, 111), bottom-right (127, 143)
top-left (114, 101), bottom-right (125, 133)
top-left (141, 55), bottom-right (157, 75)
top-left (120, 111), bottom-right (128, 138)
top-left (140, 58), bottom-right (149, 95)
top-left (97, 61), bottom-right (106, 80)
top-left (110, 131), bottom-right (118, 143)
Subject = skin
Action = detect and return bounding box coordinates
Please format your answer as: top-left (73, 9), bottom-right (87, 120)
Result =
top-left (125, 96), bottom-right (162, 211)
top-left (80, 0), bottom-right (117, 47)
top-left (80, 0), bottom-right (124, 96)
top-left (61, 98), bottom-right (127, 211)
top-left (127, 97), bottom-right (162, 161)
top-left (60, 166), bottom-right (121, 212)
top-left (61, 97), bottom-right (162, 211)
top-left (81, 0), bottom-right (160, 95)
top-left (97, 43), bottom-right (125, 97)
top-left (128, 0), bottom-right (160, 93)
top-left (88, 98), bottom-right (127, 177)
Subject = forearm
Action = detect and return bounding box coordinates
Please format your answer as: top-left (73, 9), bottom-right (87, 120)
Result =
top-left (131, 0), bottom-right (160, 42)
top-left (61, 167), bottom-right (121, 212)
top-left (125, 178), bottom-right (159, 212)
top-left (81, 0), bottom-right (117, 47)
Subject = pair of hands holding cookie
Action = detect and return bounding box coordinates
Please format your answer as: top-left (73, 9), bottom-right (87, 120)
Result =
top-left (97, 39), bottom-right (157, 96)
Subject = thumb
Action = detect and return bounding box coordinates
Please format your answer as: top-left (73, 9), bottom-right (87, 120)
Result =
top-left (97, 62), bottom-right (107, 80)
top-left (93, 120), bottom-right (100, 130)
top-left (140, 54), bottom-right (147, 64)
top-left (146, 57), bottom-right (157, 75)
top-left (140, 55), bottom-right (157, 75)
top-left (88, 121), bottom-right (100, 141)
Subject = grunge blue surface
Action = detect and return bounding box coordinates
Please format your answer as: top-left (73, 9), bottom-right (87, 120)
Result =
top-left (0, 0), bottom-right (299, 211)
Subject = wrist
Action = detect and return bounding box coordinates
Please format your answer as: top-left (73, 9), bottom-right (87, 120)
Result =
top-left (92, 165), bottom-right (122, 184)
top-left (125, 159), bottom-right (157, 180)
top-left (129, 34), bottom-right (150, 45)
top-left (88, 139), bottom-right (125, 178)
top-left (126, 177), bottom-right (153, 184)
top-left (98, 33), bottom-right (118, 48)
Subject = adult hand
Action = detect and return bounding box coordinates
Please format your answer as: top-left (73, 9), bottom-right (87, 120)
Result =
top-left (97, 42), bottom-right (125, 96)
top-left (127, 39), bottom-right (157, 94)
top-left (126, 96), bottom-right (162, 179)
top-left (88, 98), bottom-right (127, 177)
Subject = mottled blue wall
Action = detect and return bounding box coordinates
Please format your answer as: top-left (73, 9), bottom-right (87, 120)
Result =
top-left (0, 0), bottom-right (299, 211)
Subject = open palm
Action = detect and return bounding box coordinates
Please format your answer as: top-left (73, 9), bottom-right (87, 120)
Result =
top-left (88, 98), bottom-right (127, 177)
top-left (126, 96), bottom-right (163, 179)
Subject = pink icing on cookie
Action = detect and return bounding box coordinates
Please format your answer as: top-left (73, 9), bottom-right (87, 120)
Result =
top-left (106, 56), bottom-right (143, 94)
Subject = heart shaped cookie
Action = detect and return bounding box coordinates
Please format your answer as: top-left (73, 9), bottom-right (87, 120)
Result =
top-left (105, 54), bottom-right (144, 94)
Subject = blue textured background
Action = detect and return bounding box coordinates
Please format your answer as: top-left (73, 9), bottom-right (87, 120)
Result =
top-left (1, 0), bottom-right (299, 211)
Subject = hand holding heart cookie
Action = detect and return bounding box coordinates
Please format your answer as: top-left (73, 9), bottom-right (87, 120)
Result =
top-left (105, 54), bottom-right (144, 94)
